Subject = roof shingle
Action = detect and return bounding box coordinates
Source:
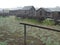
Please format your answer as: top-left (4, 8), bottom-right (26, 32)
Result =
top-left (43, 7), bottom-right (60, 12)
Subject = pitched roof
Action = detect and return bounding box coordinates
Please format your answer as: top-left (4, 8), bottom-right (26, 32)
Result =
top-left (9, 6), bottom-right (35, 11)
top-left (22, 6), bottom-right (35, 10)
top-left (42, 7), bottom-right (60, 12)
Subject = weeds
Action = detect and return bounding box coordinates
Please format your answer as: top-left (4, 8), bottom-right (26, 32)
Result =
top-left (0, 16), bottom-right (60, 45)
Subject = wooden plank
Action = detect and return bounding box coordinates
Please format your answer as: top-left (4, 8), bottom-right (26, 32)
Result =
top-left (20, 23), bottom-right (60, 32)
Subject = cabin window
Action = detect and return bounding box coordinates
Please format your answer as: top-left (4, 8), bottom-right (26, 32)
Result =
top-left (40, 11), bottom-right (42, 15)
top-left (58, 12), bottom-right (60, 14)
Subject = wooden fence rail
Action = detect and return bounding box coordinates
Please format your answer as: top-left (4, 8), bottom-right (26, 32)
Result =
top-left (20, 23), bottom-right (60, 45)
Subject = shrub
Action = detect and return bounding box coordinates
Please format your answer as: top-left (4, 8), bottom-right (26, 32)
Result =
top-left (41, 18), bottom-right (55, 26)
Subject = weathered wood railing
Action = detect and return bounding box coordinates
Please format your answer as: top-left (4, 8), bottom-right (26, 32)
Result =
top-left (20, 23), bottom-right (60, 45)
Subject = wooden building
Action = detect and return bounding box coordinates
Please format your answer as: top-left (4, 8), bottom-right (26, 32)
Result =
top-left (36, 7), bottom-right (60, 20)
top-left (9, 6), bottom-right (36, 18)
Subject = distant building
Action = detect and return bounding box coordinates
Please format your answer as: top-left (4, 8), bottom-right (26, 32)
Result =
top-left (36, 7), bottom-right (60, 20)
top-left (0, 9), bottom-right (9, 16)
top-left (9, 6), bottom-right (36, 18)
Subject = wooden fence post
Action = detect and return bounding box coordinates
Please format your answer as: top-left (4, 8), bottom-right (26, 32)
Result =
top-left (24, 24), bottom-right (26, 45)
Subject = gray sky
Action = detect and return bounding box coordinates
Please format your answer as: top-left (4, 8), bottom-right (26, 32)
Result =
top-left (0, 0), bottom-right (60, 8)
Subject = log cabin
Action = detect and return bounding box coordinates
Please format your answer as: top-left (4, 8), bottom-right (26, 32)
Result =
top-left (9, 6), bottom-right (36, 18)
top-left (36, 7), bottom-right (60, 21)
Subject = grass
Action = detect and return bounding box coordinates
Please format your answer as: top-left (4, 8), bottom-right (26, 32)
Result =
top-left (0, 16), bottom-right (60, 45)
top-left (0, 42), bottom-right (7, 45)
top-left (16, 17), bottom-right (55, 25)
top-left (41, 18), bottom-right (55, 26)
top-left (17, 17), bottom-right (40, 24)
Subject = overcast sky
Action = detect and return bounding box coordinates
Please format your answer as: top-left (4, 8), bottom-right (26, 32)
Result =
top-left (0, 0), bottom-right (60, 8)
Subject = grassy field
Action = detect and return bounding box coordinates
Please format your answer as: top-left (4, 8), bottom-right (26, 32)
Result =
top-left (0, 16), bottom-right (60, 45)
